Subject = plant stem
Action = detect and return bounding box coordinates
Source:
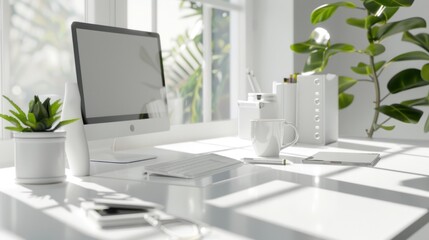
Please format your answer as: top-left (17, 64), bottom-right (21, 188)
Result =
top-left (367, 55), bottom-right (381, 138)
top-left (376, 117), bottom-right (392, 130)
top-left (380, 93), bottom-right (391, 103)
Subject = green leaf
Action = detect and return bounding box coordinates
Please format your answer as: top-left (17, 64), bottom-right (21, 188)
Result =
top-left (290, 39), bottom-right (326, 54)
top-left (347, 15), bottom-right (394, 29)
top-left (9, 110), bottom-right (27, 125)
top-left (2, 95), bottom-right (27, 122)
top-left (376, 7), bottom-right (399, 23)
top-left (351, 61), bottom-right (385, 75)
top-left (311, 2), bottom-right (356, 24)
top-left (50, 119), bottom-right (79, 132)
top-left (374, 61), bottom-right (386, 72)
top-left (339, 92), bottom-right (354, 109)
top-left (29, 100), bottom-right (35, 113)
top-left (28, 113), bottom-right (36, 124)
top-left (376, 17), bottom-right (426, 41)
top-left (22, 128), bottom-right (33, 132)
top-left (42, 98), bottom-right (51, 117)
top-left (373, 0), bottom-right (414, 7)
top-left (379, 125), bottom-right (396, 131)
top-left (365, 43), bottom-right (385, 56)
top-left (402, 32), bottom-right (429, 52)
top-left (378, 104), bottom-right (423, 123)
top-left (388, 69), bottom-right (429, 94)
top-left (50, 100), bottom-right (62, 117)
top-left (43, 116), bottom-right (61, 130)
top-left (0, 114), bottom-right (22, 128)
top-left (346, 18), bottom-right (366, 29)
top-left (5, 126), bottom-right (25, 132)
top-left (351, 62), bottom-right (372, 75)
top-left (322, 44), bottom-right (355, 69)
top-left (32, 101), bottom-right (42, 121)
top-left (33, 122), bottom-right (47, 132)
top-left (422, 63), bottom-right (429, 81)
top-left (401, 94), bottom-right (429, 107)
top-left (290, 43), bottom-right (312, 53)
top-left (339, 76), bottom-right (358, 93)
top-left (424, 116), bottom-right (429, 133)
top-left (326, 43), bottom-right (355, 57)
top-left (389, 51), bottom-right (429, 62)
top-left (23, 120), bottom-right (37, 129)
top-left (364, 2), bottom-right (399, 22)
top-left (304, 50), bottom-right (325, 73)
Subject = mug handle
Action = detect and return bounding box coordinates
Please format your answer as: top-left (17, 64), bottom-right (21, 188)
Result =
top-left (280, 121), bottom-right (299, 149)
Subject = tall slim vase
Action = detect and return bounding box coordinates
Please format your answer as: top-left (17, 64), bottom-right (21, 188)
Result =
top-left (61, 81), bottom-right (90, 176)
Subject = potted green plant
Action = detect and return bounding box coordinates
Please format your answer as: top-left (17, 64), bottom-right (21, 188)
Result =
top-left (291, 0), bottom-right (429, 138)
top-left (0, 95), bottom-right (77, 184)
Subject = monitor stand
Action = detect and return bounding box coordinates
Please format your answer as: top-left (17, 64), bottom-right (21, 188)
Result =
top-left (90, 148), bottom-right (156, 164)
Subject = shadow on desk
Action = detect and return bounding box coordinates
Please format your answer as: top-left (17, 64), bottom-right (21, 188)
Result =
top-left (402, 177), bottom-right (429, 193)
top-left (0, 188), bottom-right (97, 240)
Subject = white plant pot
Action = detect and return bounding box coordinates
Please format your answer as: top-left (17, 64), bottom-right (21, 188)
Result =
top-left (14, 131), bottom-right (66, 184)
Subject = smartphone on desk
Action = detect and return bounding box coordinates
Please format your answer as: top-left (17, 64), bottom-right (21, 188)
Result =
top-left (81, 199), bottom-right (162, 228)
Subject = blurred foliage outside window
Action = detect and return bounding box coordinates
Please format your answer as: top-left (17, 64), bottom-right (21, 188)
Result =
top-left (161, 1), bottom-right (231, 124)
top-left (9, 0), bottom-right (84, 108)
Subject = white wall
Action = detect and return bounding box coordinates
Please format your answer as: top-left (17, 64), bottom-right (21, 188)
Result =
top-left (252, 0), bottom-right (294, 93)
top-left (291, 0), bottom-right (429, 140)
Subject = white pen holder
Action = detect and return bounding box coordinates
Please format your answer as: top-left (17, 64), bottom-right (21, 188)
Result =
top-left (273, 82), bottom-right (297, 143)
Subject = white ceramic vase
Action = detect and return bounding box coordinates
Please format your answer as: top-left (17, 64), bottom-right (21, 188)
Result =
top-left (61, 81), bottom-right (90, 176)
top-left (14, 131), bottom-right (66, 184)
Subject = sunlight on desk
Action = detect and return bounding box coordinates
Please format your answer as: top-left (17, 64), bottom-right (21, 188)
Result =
top-left (155, 137), bottom-right (251, 154)
top-left (207, 180), bottom-right (426, 240)
top-left (156, 141), bottom-right (230, 154)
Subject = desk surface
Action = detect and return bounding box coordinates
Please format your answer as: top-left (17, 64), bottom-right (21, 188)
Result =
top-left (1, 137), bottom-right (429, 240)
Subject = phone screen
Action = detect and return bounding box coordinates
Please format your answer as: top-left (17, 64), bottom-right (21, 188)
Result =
top-left (95, 207), bottom-right (149, 216)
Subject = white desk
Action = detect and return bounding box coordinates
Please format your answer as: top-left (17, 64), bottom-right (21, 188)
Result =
top-left (1, 137), bottom-right (429, 239)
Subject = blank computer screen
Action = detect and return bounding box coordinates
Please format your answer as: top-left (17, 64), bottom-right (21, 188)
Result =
top-left (74, 26), bottom-right (166, 123)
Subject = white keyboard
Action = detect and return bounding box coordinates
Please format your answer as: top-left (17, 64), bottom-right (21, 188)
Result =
top-left (143, 154), bottom-right (242, 179)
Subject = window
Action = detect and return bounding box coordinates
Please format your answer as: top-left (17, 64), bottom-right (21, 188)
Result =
top-left (1, 0), bottom-right (247, 140)
top-left (124, 0), bottom-right (243, 126)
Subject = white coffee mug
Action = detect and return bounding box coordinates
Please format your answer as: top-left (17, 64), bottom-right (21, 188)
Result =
top-left (251, 119), bottom-right (299, 157)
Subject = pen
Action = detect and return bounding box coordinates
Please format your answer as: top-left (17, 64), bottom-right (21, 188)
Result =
top-left (242, 157), bottom-right (289, 165)
top-left (246, 70), bottom-right (257, 92)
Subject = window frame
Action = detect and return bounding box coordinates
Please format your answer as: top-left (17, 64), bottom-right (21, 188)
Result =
top-left (0, 0), bottom-right (250, 144)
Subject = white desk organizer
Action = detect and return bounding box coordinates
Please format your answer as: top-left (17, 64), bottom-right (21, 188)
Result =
top-left (238, 93), bottom-right (278, 140)
top-left (296, 74), bottom-right (338, 145)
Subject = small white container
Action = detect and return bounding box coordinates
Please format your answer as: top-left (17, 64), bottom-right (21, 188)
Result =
top-left (14, 131), bottom-right (66, 184)
top-left (238, 93), bottom-right (278, 140)
top-left (273, 82), bottom-right (297, 143)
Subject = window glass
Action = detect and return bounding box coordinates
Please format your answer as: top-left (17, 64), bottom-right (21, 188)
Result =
top-left (211, 8), bottom-right (230, 121)
top-left (9, 0), bottom-right (84, 107)
top-left (158, 1), bottom-right (204, 124)
top-left (127, 0), bottom-right (152, 31)
top-left (156, 1), bottom-right (232, 125)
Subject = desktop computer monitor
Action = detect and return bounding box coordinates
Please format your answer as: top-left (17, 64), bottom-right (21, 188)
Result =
top-left (71, 22), bottom-right (169, 163)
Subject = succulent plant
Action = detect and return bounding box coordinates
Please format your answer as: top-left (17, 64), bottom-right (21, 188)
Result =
top-left (0, 95), bottom-right (77, 132)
